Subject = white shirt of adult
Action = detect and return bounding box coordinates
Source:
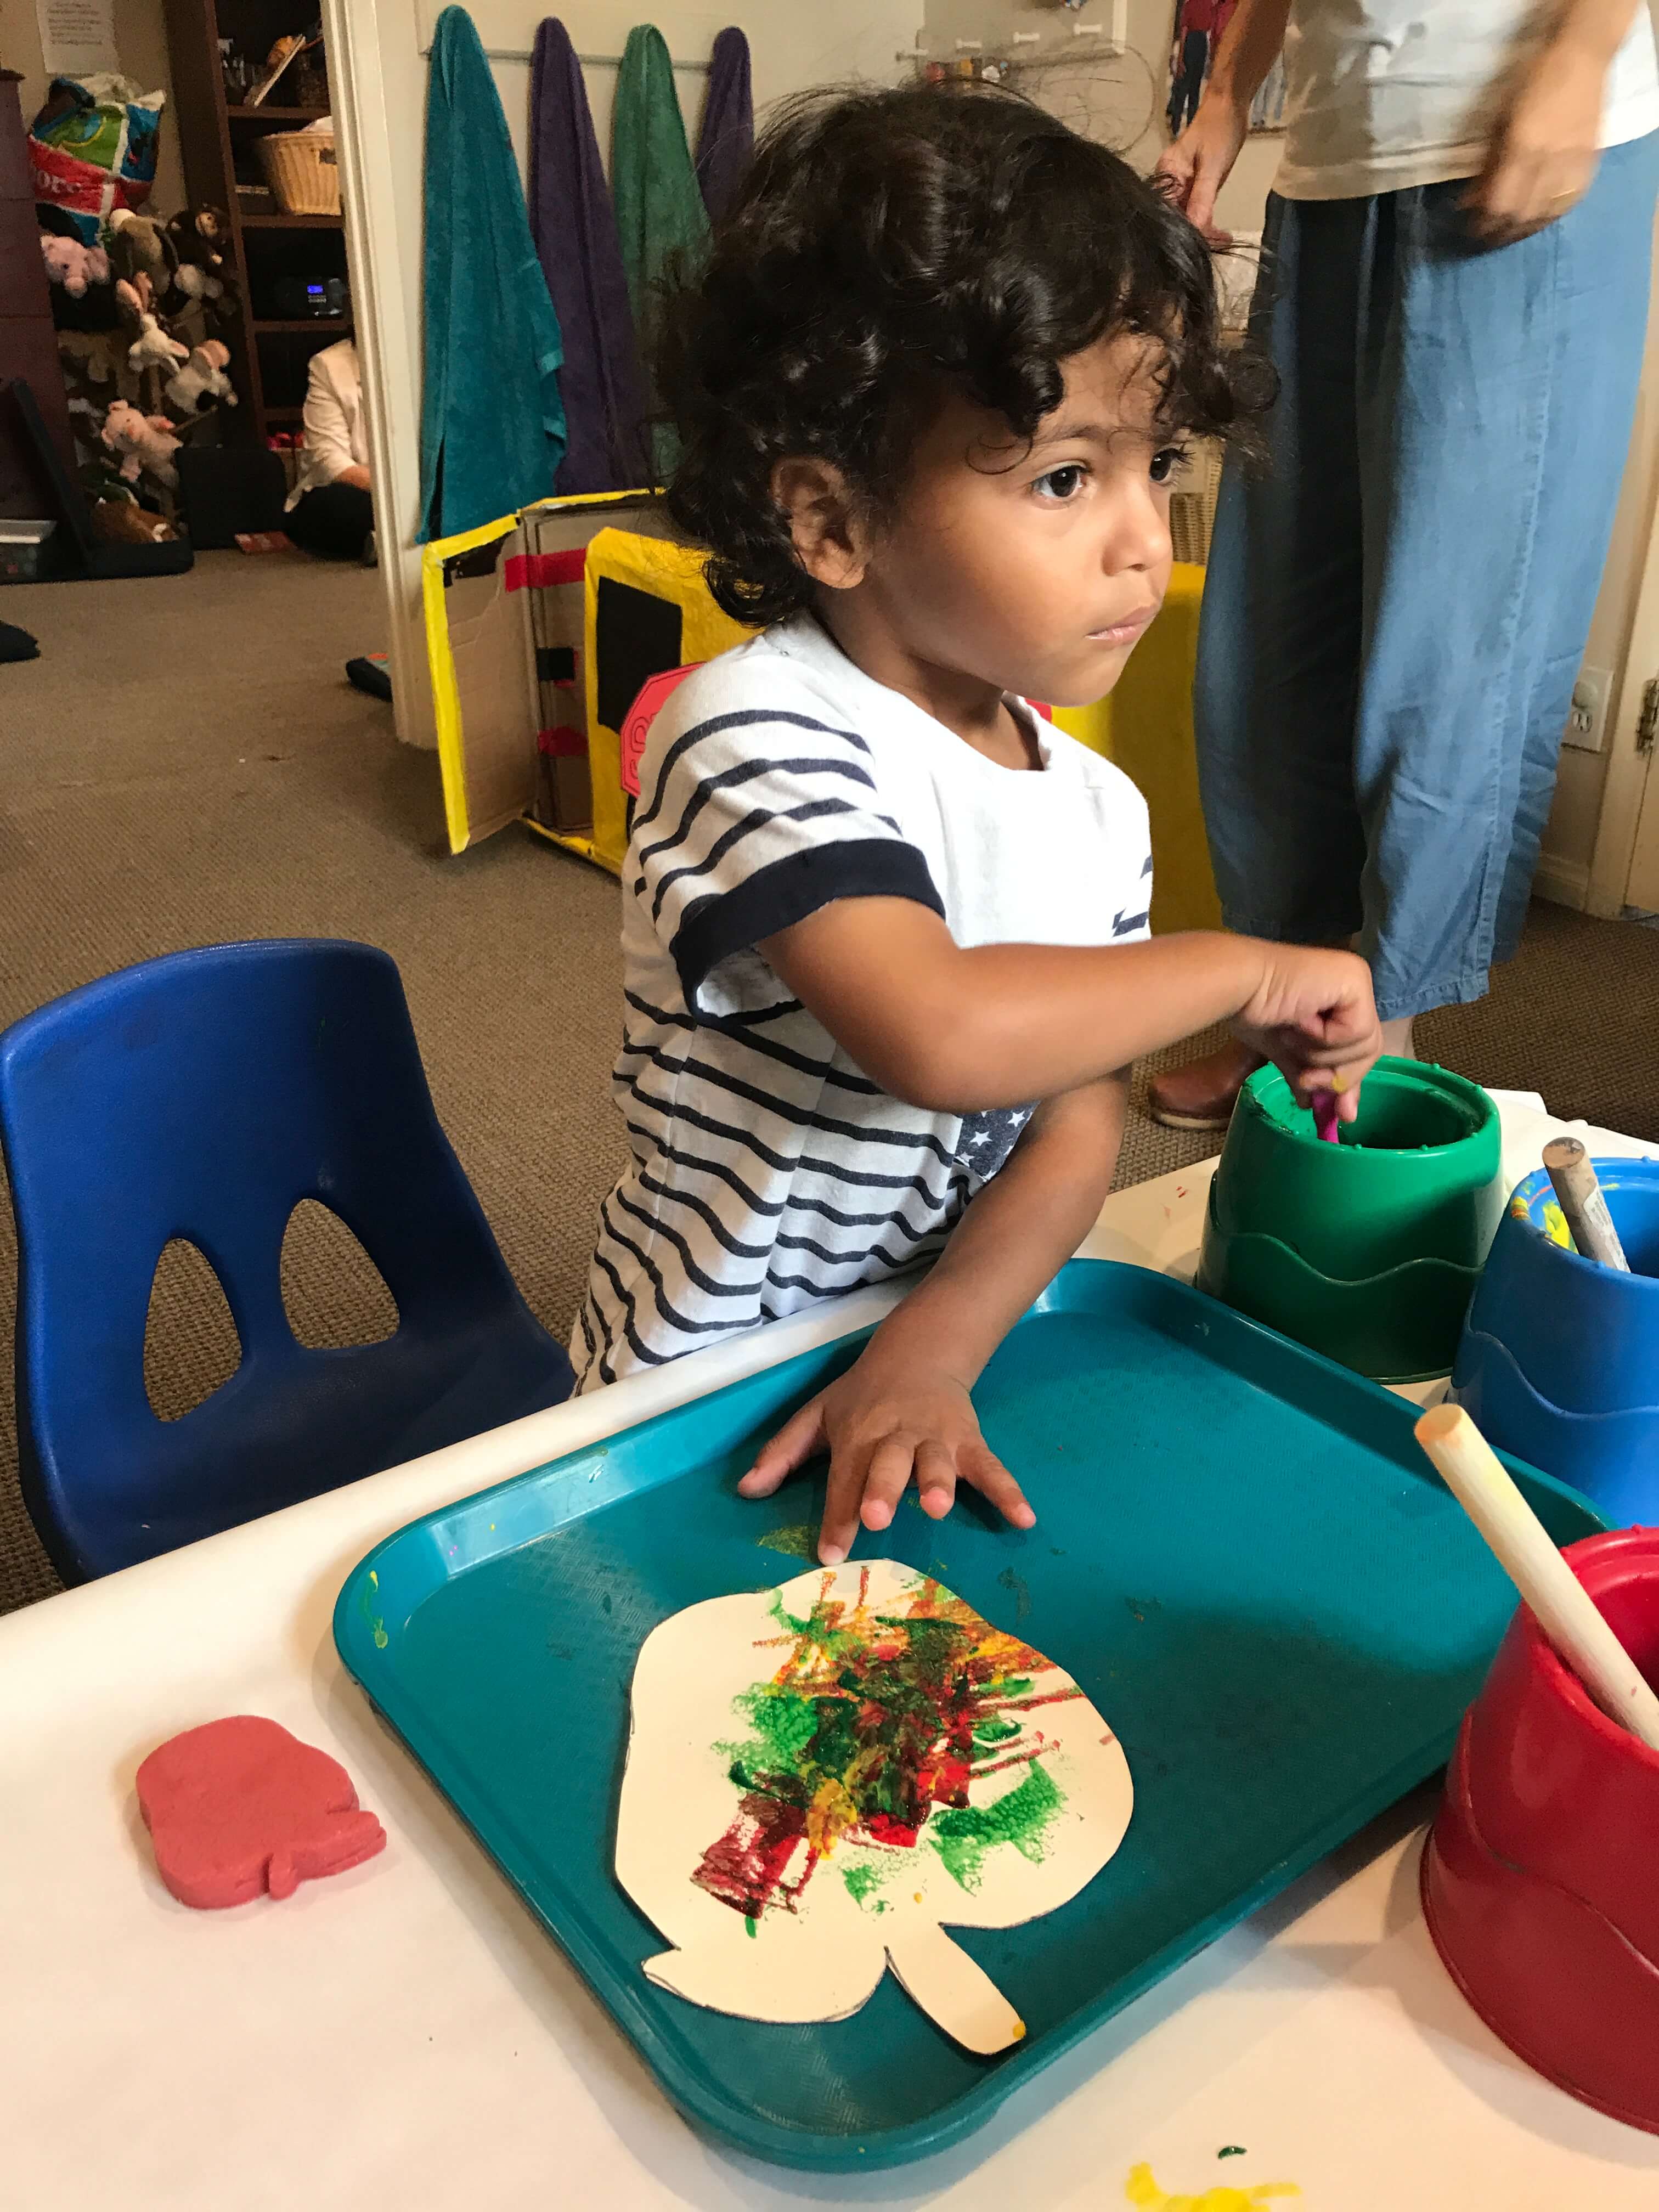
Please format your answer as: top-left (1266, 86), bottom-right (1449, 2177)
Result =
top-left (284, 337), bottom-right (369, 510)
top-left (1276, 1), bottom-right (1659, 200)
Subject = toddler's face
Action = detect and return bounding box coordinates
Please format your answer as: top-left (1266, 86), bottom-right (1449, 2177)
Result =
top-left (865, 332), bottom-right (1178, 709)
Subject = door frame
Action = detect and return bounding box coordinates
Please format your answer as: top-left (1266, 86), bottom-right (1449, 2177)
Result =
top-left (319, 0), bottom-right (435, 749)
top-left (1589, 465), bottom-right (1659, 915)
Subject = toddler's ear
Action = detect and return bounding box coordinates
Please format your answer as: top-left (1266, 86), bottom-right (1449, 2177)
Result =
top-left (770, 457), bottom-right (870, 591)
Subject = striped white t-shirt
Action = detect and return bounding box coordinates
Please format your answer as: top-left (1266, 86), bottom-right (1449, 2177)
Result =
top-left (569, 614), bottom-right (1154, 1391)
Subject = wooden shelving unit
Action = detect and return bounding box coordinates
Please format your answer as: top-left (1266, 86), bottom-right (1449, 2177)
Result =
top-left (240, 212), bottom-right (343, 229)
top-left (160, 0), bottom-right (354, 445)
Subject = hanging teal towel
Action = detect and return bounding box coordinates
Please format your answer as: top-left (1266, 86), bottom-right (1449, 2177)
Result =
top-left (418, 7), bottom-right (566, 541)
top-left (612, 24), bottom-right (709, 477)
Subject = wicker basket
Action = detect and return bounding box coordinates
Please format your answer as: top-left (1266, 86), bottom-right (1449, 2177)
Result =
top-left (255, 129), bottom-right (340, 216)
top-left (1169, 437), bottom-right (1226, 567)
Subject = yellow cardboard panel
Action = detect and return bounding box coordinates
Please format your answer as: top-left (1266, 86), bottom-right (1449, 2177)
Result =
top-left (423, 492), bottom-right (669, 856)
top-left (583, 532), bottom-right (758, 876)
top-left (1052, 564), bottom-right (1221, 934)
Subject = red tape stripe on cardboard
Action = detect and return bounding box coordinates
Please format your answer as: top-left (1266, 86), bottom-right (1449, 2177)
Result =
top-left (506, 549), bottom-right (588, 592)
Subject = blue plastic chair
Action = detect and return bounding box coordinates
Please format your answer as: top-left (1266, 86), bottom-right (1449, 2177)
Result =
top-left (0, 940), bottom-right (575, 1582)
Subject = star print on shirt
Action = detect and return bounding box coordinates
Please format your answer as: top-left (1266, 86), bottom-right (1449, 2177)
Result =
top-left (952, 1102), bottom-right (1036, 1180)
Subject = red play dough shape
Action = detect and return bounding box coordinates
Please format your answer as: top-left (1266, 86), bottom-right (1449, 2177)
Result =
top-left (136, 1716), bottom-right (386, 1909)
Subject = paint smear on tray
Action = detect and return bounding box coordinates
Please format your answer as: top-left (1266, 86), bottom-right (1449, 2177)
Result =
top-left (755, 1523), bottom-right (815, 1559)
top-left (360, 1569), bottom-right (388, 1650)
top-left (693, 1566), bottom-right (1077, 1923)
top-left (1126, 2165), bottom-right (1300, 2209)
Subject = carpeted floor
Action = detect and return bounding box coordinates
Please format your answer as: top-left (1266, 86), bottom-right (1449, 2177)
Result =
top-left (1, 551), bottom-right (1656, 1615)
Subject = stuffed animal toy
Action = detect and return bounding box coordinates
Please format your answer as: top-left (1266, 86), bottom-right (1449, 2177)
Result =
top-left (58, 329), bottom-right (144, 417)
top-left (114, 272), bottom-right (153, 325)
top-left (172, 261), bottom-right (223, 309)
top-left (106, 209), bottom-right (176, 302)
top-left (168, 208), bottom-right (236, 326)
top-left (128, 313), bottom-right (189, 376)
top-left (39, 233), bottom-right (111, 297)
top-left (165, 340), bottom-right (238, 417)
top-left (91, 492), bottom-right (177, 546)
top-left (167, 206), bottom-right (231, 278)
top-left (100, 400), bottom-right (181, 490)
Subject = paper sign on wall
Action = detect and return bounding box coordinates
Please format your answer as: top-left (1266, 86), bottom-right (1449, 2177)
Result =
top-left (36, 0), bottom-right (120, 77)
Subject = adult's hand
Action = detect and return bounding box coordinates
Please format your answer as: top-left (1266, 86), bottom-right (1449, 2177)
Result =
top-left (1154, 94), bottom-right (1250, 245)
top-left (1464, 16), bottom-right (1620, 241)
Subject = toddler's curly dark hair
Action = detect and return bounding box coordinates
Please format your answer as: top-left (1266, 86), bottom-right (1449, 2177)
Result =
top-left (656, 80), bottom-right (1266, 625)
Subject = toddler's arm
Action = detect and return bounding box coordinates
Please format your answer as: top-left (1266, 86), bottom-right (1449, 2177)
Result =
top-left (763, 898), bottom-right (1382, 1121)
top-left (740, 1075), bottom-right (1127, 1564)
top-left (735, 893), bottom-right (1382, 1561)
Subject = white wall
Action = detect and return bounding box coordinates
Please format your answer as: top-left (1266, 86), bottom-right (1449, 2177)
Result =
top-left (0, 0), bottom-right (185, 216)
top-left (332, 0), bottom-right (925, 750)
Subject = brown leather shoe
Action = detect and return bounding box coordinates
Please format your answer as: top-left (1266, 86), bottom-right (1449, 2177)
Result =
top-left (1146, 1042), bottom-right (1266, 1132)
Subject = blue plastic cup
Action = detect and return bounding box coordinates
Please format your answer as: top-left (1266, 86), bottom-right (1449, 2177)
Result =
top-left (1452, 1157), bottom-right (1659, 1523)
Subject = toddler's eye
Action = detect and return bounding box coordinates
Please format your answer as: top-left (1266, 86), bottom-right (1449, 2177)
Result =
top-left (1033, 464), bottom-right (1087, 501)
top-left (1149, 447), bottom-right (1186, 485)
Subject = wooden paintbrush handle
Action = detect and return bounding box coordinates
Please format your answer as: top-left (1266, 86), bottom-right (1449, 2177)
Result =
top-left (1542, 1137), bottom-right (1630, 1272)
top-left (1416, 1405), bottom-right (1659, 1752)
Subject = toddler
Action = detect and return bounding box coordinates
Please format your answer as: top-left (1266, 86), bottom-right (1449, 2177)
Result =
top-left (572, 83), bottom-right (1382, 1562)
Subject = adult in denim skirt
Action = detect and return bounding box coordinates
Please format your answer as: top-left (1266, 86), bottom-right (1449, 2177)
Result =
top-left (1149, 1), bottom-right (1659, 1130)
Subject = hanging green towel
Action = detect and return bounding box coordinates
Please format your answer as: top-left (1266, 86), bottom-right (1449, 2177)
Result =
top-left (419, 7), bottom-right (566, 541)
top-left (612, 24), bottom-right (709, 477)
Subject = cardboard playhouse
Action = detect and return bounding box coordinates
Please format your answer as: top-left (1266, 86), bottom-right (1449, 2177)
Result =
top-left (425, 496), bottom-right (1220, 931)
top-left (424, 490), bottom-right (754, 872)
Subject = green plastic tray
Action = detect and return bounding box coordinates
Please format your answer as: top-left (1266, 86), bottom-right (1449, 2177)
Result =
top-left (334, 1260), bottom-right (1602, 2171)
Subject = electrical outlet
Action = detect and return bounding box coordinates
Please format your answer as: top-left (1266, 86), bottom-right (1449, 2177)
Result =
top-left (1564, 665), bottom-right (1612, 753)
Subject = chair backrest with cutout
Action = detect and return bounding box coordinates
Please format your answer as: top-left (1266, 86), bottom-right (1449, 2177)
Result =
top-left (0, 939), bottom-right (556, 1579)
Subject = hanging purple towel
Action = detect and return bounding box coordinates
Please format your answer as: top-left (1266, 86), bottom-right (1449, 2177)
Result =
top-left (695, 27), bottom-right (753, 223)
top-left (528, 17), bottom-right (650, 494)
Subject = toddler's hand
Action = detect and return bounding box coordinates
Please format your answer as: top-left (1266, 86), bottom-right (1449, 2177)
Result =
top-left (1233, 944), bottom-right (1383, 1121)
top-left (737, 1342), bottom-right (1034, 1566)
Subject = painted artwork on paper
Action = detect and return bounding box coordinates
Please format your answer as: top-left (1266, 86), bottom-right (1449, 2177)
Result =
top-left (615, 1559), bottom-right (1134, 2053)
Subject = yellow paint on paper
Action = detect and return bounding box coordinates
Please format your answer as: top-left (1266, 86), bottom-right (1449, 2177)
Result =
top-left (1126, 2163), bottom-right (1300, 2210)
top-left (1542, 1200), bottom-right (1573, 1250)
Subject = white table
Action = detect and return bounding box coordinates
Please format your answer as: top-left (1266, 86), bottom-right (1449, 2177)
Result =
top-left (5, 1094), bottom-right (1657, 2210)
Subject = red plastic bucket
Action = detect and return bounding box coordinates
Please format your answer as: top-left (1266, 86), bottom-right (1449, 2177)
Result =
top-left (1421, 1528), bottom-right (1659, 2132)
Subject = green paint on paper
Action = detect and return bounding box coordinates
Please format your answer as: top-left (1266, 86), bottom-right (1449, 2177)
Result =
top-left (996, 1566), bottom-right (1031, 1623)
top-left (1218, 2147), bottom-right (1246, 2159)
top-left (756, 1522), bottom-right (815, 1559)
top-left (723, 1676), bottom-right (822, 1777)
top-left (972, 1713), bottom-right (1024, 1751)
top-left (744, 1915), bottom-right (757, 1938)
top-left (843, 1861), bottom-right (887, 1908)
top-left (930, 1758), bottom-right (1062, 1892)
top-left (692, 1568), bottom-right (1077, 1922)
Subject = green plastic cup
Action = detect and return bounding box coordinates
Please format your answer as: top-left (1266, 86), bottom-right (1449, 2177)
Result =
top-left (1197, 1058), bottom-right (1504, 1383)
